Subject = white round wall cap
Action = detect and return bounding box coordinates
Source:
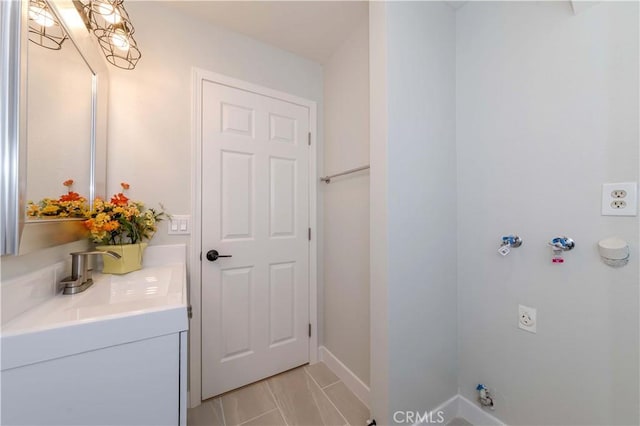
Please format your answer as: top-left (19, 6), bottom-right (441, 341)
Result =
top-left (598, 237), bottom-right (629, 261)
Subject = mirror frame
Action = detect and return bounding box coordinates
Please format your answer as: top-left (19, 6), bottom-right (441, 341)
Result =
top-left (1, 0), bottom-right (108, 256)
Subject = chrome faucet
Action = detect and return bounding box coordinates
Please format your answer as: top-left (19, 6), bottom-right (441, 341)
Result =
top-left (60, 250), bottom-right (121, 295)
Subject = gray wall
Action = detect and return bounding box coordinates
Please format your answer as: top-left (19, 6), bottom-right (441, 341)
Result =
top-left (4, 2), bottom-right (325, 284)
top-left (369, 2), bottom-right (390, 422)
top-left (109, 2), bottom-right (323, 241)
top-left (386, 1), bottom-right (458, 420)
top-left (86, 1), bottom-right (324, 405)
top-left (456, 2), bottom-right (639, 425)
top-left (323, 16), bottom-right (370, 385)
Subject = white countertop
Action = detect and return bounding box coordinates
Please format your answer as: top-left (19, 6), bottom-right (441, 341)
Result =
top-left (1, 245), bottom-right (189, 371)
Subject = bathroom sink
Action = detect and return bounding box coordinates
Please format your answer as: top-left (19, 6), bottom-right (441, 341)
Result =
top-left (1, 258), bottom-right (188, 371)
top-left (68, 266), bottom-right (174, 310)
top-left (1, 245), bottom-right (189, 425)
top-left (109, 268), bottom-right (172, 301)
top-left (67, 266), bottom-right (176, 317)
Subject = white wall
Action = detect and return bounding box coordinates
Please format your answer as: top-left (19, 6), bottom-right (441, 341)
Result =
top-left (4, 2), bottom-right (324, 280)
top-left (456, 2), bottom-right (639, 425)
top-left (323, 15), bottom-right (370, 386)
top-left (369, 2), bottom-right (390, 422)
top-left (106, 2), bottom-right (324, 405)
top-left (370, 1), bottom-right (459, 422)
top-left (108, 2), bottom-right (323, 243)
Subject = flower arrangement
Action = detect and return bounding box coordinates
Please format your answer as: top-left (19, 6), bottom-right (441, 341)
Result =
top-left (26, 180), bottom-right (88, 218)
top-left (83, 182), bottom-right (166, 245)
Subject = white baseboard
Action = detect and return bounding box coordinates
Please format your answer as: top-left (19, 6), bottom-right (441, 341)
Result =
top-left (457, 394), bottom-right (505, 426)
top-left (420, 394), bottom-right (459, 425)
top-left (411, 394), bottom-right (505, 426)
top-left (315, 346), bottom-right (505, 426)
top-left (318, 346), bottom-right (370, 408)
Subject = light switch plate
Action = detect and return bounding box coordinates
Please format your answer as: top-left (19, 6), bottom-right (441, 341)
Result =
top-left (168, 215), bottom-right (191, 235)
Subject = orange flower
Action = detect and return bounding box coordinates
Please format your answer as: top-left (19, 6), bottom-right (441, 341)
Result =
top-left (60, 191), bottom-right (82, 202)
top-left (84, 181), bottom-right (166, 245)
top-left (110, 193), bottom-right (129, 206)
top-left (103, 220), bottom-right (120, 232)
top-left (63, 179), bottom-right (74, 187)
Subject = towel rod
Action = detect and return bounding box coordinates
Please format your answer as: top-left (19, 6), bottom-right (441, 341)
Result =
top-left (320, 165), bottom-right (370, 183)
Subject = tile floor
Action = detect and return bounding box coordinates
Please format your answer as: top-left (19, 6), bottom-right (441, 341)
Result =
top-left (447, 418), bottom-right (472, 426)
top-left (188, 362), bottom-right (473, 426)
top-left (188, 363), bottom-right (369, 426)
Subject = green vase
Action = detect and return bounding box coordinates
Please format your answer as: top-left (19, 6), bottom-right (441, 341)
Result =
top-left (96, 243), bottom-right (148, 275)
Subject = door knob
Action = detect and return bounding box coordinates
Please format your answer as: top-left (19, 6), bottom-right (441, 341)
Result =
top-left (206, 249), bottom-right (232, 262)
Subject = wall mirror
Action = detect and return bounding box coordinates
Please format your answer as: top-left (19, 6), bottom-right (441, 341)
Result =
top-left (0, 0), bottom-right (108, 256)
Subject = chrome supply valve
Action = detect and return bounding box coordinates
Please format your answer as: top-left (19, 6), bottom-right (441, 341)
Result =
top-left (549, 236), bottom-right (575, 251)
top-left (498, 234), bottom-right (522, 256)
top-left (548, 236), bottom-right (575, 264)
top-left (476, 384), bottom-right (495, 410)
top-left (60, 250), bottom-right (121, 295)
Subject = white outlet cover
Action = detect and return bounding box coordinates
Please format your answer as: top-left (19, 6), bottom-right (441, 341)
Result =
top-left (602, 182), bottom-right (637, 216)
top-left (518, 304), bottom-right (537, 333)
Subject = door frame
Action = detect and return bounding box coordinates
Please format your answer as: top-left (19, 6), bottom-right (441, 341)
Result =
top-left (189, 68), bottom-right (318, 408)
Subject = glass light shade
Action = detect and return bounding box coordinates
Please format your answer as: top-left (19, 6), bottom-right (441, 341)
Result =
top-left (110, 28), bottom-right (129, 51)
top-left (87, 0), bottom-right (141, 70)
top-left (95, 1), bottom-right (122, 24)
top-left (88, 0), bottom-right (131, 31)
top-left (28, 0), bottom-right (68, 50)
top-left (29, 4), bottom-right (55, 27)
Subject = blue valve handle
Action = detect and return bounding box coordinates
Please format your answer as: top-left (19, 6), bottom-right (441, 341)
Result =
top-left (500, 235), bottom-right (522, 249)
top-left (549, 236), bottom-right (575, 251)
top-left (551, 237), bottom-right (568, 247)
top-left (502, 235), bottom-right (518, 246)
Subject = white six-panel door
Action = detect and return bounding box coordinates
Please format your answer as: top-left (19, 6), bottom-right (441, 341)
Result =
top-left (201, 80), bottom-right (310, 398)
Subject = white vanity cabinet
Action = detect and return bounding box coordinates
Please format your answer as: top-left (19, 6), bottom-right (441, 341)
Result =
top-left (2, 332), bottom-right (187, 425)
top-left (1, 245), bottom-right (189, 426)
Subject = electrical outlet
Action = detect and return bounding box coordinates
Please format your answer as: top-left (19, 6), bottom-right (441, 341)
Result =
top-left (518, 305), bottom-right (537, 333)
top-left (611, 200), bottom-right (627, 209)
top-left (602, 182), bottom-right (637, 216)
top-left (611, 189), bottom-right (627, 198)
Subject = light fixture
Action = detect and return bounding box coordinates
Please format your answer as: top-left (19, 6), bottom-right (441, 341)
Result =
top-left (110, 28), bottom-right (129, 51)
top-left (93, 1), bottom-right (122, 24)
top-left (28, 0), bottom-right (141, 69)
top-left (29, 2), bottom-right (54, 27)
top-left (83, 0), bottom-right (141, 70)
top-left (28, 0), bottom-right (68, 50)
